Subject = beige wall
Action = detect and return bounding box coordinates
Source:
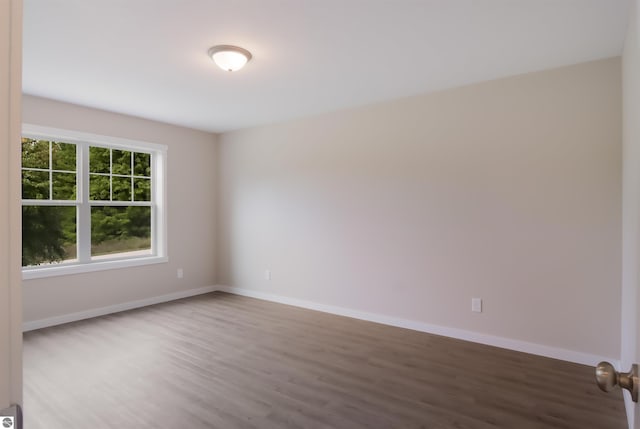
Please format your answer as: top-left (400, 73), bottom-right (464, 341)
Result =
top-left (22, 96), bottom-right (218, 322)
top-left (0, 0), bottom-right (23, 409)
top-left (218, 58), bottom-right (622, 360)
top-left (622, 0), bottom-right (640, 426)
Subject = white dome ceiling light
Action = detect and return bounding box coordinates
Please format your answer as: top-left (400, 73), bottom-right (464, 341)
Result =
top-left (208, 45), bottom-right (252, 72)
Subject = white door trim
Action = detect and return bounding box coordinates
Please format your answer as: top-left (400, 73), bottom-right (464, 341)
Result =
top-left (0, 0), bottom-right (24, 410)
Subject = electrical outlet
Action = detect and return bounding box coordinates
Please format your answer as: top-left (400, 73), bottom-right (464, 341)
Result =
top-left (265, 269), bottom-right (271, 280)
top-left (472, 298), bottom-right (482, 313)
top-left (177, 268), bottom-right (183, 279)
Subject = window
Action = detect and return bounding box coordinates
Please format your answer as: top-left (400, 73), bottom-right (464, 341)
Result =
top-left (22, 125), bottom-right (167, 279)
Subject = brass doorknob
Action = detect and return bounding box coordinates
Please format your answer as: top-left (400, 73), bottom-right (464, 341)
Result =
top-left (595, 361), bottom-right (639, 402)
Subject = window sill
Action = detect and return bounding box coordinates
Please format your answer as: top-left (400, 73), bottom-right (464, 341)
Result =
top-left (22, 255), bottom-right (168, 280)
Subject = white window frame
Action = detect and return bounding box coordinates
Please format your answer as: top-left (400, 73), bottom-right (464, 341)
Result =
top-left (21, 124), bottom-right (168, 280)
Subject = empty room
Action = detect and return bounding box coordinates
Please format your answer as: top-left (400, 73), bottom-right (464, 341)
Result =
top-left (1, 0), bottom-right (640, 428)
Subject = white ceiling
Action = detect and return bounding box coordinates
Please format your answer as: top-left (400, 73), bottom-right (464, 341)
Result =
top-left (23, 0), bottom-right (631, 133)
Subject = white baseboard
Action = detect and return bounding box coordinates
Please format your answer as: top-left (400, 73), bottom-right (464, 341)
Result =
top-left (23, 285), bottom-right (217, 332)
top-left (24, 284), bottom-right (618, 368)
top-left (216, 285), bottom-right (619, 367)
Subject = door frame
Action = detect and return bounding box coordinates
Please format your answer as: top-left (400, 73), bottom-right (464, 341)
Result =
top-left (0, 0), bottom-right (23, 413)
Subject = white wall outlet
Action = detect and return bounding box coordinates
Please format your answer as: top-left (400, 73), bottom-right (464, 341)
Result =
top-left (177, 268), bottom-right (183, 279)
top-left (472, 298), bottom-right (482, 313)
top-left (265, 269), bottom-right (271, 280)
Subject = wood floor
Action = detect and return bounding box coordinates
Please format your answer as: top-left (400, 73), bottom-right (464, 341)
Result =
top-left (23, 292), bottom-right (627, 429)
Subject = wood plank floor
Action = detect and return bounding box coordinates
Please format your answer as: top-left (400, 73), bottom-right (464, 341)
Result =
top-left (23, 292), bottom-right (627, 429)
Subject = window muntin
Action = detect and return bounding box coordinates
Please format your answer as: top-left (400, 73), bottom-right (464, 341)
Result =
top-left (21, 138), bottom-right (78, 266)
top-left (21, 125), bottom-right (167, 278)
top-left (86, 146), bottom-right (154, 258)
top-left (21, 138), bottom-right (77, 202)
top-left (88, 148), bottom-right (151, 202)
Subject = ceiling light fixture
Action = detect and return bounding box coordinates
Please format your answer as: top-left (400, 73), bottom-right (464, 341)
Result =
top-left (208, 45), bottom-right (252, 72)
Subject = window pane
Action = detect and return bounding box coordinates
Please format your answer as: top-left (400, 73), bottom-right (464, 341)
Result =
top-left (22, 170), bottom-right (49, 199)
top-left (51, 142), bottom-right (76, 171)
top-left (134, 178), bottom-right (151, 201)
top-left (22, 205), bottom-right (76, 266)
top-left (91, 206), bottom-right (151, 258)
top-left (112, 150), bottom-right (131, 175)
top-left (112, 176), bottom-right (132, 201)
top-left (22, 138), bottom-right (49, 169)
top-left (52, 172), bottom-right (76, 200)
top-left (89, 146), bottom-right (110, 173)
top-left (90, 174), bottom-right (110, 200)
top-left (134, 152), bottom-right (151, 177)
